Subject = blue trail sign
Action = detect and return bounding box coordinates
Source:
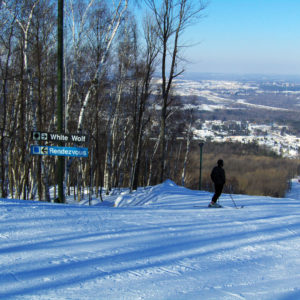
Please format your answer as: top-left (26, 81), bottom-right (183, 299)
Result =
top-left (30, 145), bottom-right (88, 157)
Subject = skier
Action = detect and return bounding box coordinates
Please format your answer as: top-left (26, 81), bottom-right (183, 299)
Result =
top-left (209, 159), bottom-right (226, 208)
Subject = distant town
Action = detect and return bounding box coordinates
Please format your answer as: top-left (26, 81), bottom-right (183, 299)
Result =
top-left (193, 120), bottom-right (299, 158)
top-left (172, 75), bottom-right (300, 158)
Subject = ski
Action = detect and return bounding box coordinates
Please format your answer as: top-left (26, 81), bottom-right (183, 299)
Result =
top-left (193, 205), bottom-right (223, 208)
top-left (234, 205), bottom-right (244, 209)
top-left (193, 205), bottom-right (244, 209)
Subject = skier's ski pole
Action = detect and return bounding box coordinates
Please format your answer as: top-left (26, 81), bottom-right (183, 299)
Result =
top-left (229, 193), bottom-right (238, 208)
top-left (229, 193), bottom-right (244, 209)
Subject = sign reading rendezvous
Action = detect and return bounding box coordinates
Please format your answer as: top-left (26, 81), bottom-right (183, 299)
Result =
top-left (31, 145), bottom-right (88, 158)
top-left (31, 131), bottom-right (87, 143)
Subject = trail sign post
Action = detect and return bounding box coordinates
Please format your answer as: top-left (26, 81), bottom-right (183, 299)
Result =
top-left (57, 0), bottom-right (64, 203)
top-left (198, 141), bottom-right (204, 190)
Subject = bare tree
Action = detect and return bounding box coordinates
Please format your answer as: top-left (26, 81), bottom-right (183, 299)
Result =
top-left (145, 0), bottom-right (207, 183)
top-left (64, 0), bottom-right (128, 199)
top-left (130, 16), bottom-right (158, 190)
top-left (76, 0), bottom-right (128, 133)
top-left (1, 0), bottom-right (41, 199)
top-left (181, 108), bottom-right (194, 186)
top-left (0, 0), bottom-right (209, 200)
top-left (0, 0), bottom-right (58, 201)
top-left (0, 4), bottom-right (15, 198)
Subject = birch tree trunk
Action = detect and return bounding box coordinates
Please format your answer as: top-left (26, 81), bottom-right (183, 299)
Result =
top-left (131, 17), bottom-right (158, 190)
top-left (103, 82), bottom-right (124, 193)
top-left (3, 0), bottom-right (40, 199)
top-left (76, 0), bottom-right (128, 133)
top-left (65, 0), bottom-right (128, 196)
top-left (181, 129), bottom-right (193, 187)
top-left (147, 137), bottom-right (160, 186)
top-left (0, 14), bottom-right (14, 198)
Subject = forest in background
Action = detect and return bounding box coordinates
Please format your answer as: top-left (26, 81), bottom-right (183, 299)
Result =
top-left (1, 0), bottom-right (298, 202)
top-left (0, 0), bottom-right (208, 201)
top-left (185, 141), bottom-right (300, 198)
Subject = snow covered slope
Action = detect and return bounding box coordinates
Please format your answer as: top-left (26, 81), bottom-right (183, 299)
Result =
top-left (1, 180), bottom-right (300, 299)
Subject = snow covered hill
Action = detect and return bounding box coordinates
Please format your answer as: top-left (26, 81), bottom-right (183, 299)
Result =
top-left (1, 180), bottom-right (300, 299)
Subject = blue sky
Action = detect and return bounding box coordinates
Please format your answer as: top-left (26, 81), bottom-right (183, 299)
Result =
top-left (181, 0), bottom-right (300, 75)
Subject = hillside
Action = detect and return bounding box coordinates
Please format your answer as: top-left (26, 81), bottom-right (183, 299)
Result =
top-left (1, 180), bottom-right (300, 299)
top-left (171, 77), bottom-right (300, 158)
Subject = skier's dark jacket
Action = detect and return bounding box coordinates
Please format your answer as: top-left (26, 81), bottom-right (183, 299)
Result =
top-left (211, 166), bottom-right (226, 185)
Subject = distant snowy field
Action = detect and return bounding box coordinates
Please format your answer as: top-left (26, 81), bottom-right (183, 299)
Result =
top-left (1, 180), bottom-right (300, 299)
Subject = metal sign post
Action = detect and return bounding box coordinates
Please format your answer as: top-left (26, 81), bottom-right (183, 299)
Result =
top-left (198, 141), bottom-right (204, 190)
top-left (57, 0), bottom-right (64, 203)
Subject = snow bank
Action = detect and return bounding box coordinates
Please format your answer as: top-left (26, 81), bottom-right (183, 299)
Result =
top-left (114, 179), bottom-right (188, 207)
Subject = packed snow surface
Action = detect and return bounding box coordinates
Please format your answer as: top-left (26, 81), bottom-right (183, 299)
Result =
top-left (1, 179), bottom-right (300, 299)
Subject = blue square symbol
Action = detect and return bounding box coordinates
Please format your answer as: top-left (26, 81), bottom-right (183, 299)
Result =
top-left (33, 146), bottom-right (40, 154)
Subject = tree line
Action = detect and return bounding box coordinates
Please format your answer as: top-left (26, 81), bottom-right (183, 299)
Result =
top-left (0, 0), bottom-right (207, 201)
top-left (185, 141), bottom-right (300, 198)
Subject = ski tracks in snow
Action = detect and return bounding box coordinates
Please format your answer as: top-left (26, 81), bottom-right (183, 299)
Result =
top-left (1, 183), bottom-right (300, 299)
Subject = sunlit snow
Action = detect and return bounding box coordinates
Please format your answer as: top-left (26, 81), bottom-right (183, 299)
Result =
top-left (1, 179), bottom-right (300, 299)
